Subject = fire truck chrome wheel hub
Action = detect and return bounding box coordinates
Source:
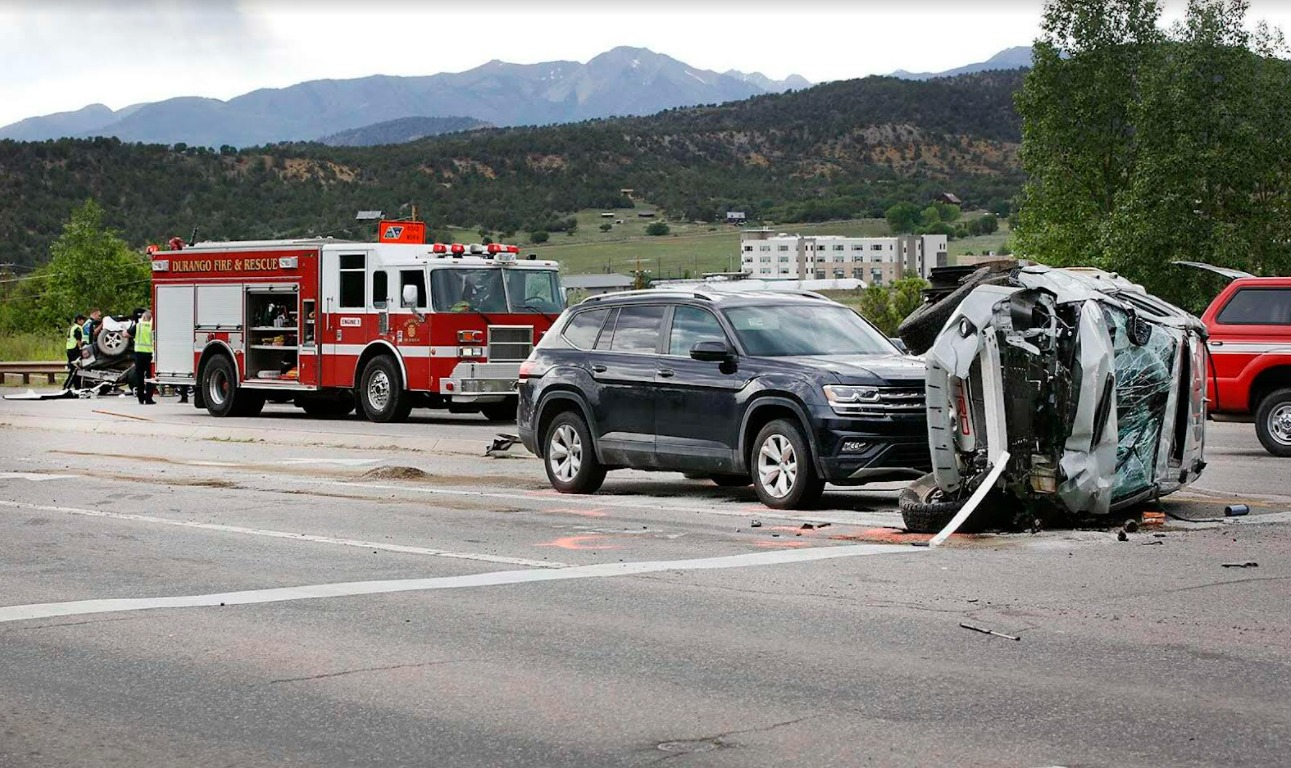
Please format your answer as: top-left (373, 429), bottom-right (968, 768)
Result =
top-left (548, 425), bottom-right (582, 482)
top-left (1272, 404), bottom-right (1291, 445)
top-left (207, 370), bottom-right (229, 405)
top-left (757, 434), bottom-right (797, 499)
top-left (368, 371), bottom-right (391, 410)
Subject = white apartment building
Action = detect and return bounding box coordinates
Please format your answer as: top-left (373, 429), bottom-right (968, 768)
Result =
top-left (739, 230), bottom-right (948, 285)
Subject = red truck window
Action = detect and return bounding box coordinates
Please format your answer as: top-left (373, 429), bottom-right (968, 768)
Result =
top-left (1217, 288), bottom-right (1291, 325)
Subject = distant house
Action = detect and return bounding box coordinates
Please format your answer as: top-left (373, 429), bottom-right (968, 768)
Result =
top-left (600, 212), bottom-right (615, 218)
top-left (936, 192), bottom-right (963, 206)
top-left (620, 188), bottom-right (635, 198)
top-left (637, 211), bottom-right (656, 218)
top-left (726, 211), bottom-right (747, 224)
top-left (562, 273), bottom-right (635, 298)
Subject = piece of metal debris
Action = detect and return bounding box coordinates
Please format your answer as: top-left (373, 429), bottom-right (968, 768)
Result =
top-left (959, 622), bottom-right (1020, 641)
top-left (486, 434), bottom-right (520, 455)
top-left (1117, 530), bottom-right (1128, 542)
top-left (1124, 519), bottom-right (1140, 533)
top-left (1221, 561), bottom-right (1259, 568)
top-left (750, 520), bottom-right (762, 528)
top-left (1141, 540), bottom-right (1164, 546)
top-left (1224, 504), bottom-right (1250, 517)
top-left (801, 523), bottom-right (814, 530)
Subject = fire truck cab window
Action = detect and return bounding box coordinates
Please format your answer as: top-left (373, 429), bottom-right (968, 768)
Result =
top-left (431, 269), bottom-right (507, 313)
top-left (505, 269), bottom-right (564, 313)
top-left (339, 253), bottom-right (366, 308)
top-left (371, 270), bottom-right (389, 308)
top-left (399, 270), bottom-right (427, 309)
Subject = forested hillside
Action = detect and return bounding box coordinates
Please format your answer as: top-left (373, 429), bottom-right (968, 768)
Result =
top-left (0, 70), bottom-right (1026, 268)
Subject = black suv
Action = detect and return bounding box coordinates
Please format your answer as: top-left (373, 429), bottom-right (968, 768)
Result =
top-left (517, 289), bottom-right (931, 509)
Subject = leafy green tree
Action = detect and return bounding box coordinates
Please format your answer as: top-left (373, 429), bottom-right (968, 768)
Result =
top-left (970, 214), bottom-right (999, 236)
top-left (599, 222), bottom-right (613, 232)
top-left (36, 199), bottom-right (150, 331)
top-left (646, 222), bottom-right (670, 236)
top-left (890, 275), bottom-right (929, 323)
top-left (857, 284), bottom-right (901, 336)
top-left (885, 202), bottom-right (922, 234)
top-left (1015, 0), bottom-right (1164, 268)
top-left (529, 230), bottom-right (550, 244)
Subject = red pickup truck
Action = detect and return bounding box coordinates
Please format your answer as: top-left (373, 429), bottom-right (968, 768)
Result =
top-left (1184, 264), bottom-right (1291, 456)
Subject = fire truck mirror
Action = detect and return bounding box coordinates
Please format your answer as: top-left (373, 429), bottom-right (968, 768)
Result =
top-left (401, 285), bottom-right (419, 308)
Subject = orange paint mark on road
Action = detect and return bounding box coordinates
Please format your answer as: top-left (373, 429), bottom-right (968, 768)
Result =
top-left (764, 525), bottom-right (815, 535)
top-left (543, 507), bottom-right (608, 518)
top-left (830, 528), bottom-right (932, 545)
top-left (752, 540), bottom-right (811, 548)
top-left (537, 535), bottom-right (623, 551)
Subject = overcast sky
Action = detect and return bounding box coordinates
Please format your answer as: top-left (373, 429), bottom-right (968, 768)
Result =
top-left (2, 0), bottom-right (1288, 129)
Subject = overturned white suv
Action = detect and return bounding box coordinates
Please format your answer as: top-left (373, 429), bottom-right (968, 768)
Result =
top-left (897, 264), bottom-right (1208, 532)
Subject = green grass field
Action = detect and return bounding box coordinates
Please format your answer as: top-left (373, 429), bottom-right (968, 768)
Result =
top-left (448, 205), bottom-right (1011, 278)
top-left (0, 331), bottom-right (63, 362)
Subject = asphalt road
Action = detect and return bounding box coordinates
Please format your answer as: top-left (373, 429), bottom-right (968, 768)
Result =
top-left (1, 395), bottom-right (1289, 767)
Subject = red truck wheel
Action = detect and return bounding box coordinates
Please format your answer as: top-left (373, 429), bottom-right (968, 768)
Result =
top-left (1255, 388), bottom-right (1291, 457)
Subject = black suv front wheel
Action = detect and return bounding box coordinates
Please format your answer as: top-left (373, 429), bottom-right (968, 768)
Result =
top-left (544, 411), bottom-right (606, 494)
top-left (751, 419), bottom-right (824, 509)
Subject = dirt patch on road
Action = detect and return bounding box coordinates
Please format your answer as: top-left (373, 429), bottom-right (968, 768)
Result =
top-left (360, 466), bottom-right (432, 481)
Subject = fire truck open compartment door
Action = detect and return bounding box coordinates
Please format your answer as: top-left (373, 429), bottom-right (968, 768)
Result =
top-left (155, 285), bottom-right (195, 379)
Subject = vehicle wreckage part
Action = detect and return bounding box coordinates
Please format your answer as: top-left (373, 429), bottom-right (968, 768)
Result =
top-left (928, 450), bottom-right (1011, 547)
top-left (897, 265), bottom-right (1015, 356)
top-left (1058, 301), bottom-right (1119, 517)
top-left (899, 473), bottom-right (970, 533)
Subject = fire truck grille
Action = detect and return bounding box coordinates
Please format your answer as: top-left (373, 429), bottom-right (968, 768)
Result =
top-left (488, 326), bottom-right (532, 362)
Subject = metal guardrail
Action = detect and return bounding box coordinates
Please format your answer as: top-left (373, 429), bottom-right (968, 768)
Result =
top-left (0, 361), bottom-right (64, 385)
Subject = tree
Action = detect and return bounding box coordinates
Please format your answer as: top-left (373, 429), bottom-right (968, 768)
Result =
top-left (599, 223), bottom-right (613, 232)
top-left (1015, 0), bottom-right (1164, 268)
top-left (890, 275), bottom-right (929, 323)
top-left (857, 284), bottom-right (901, 336)
top-left (645, 222), bottom-right (670, 236)
top-left (970, 214), bottom-right (999, 236)
top-left (885, 202), bottom-right (922, 234)
top-left (529, 230), bottom-right (550, 244)
top-left (35, 199), bottom-right (150, 331)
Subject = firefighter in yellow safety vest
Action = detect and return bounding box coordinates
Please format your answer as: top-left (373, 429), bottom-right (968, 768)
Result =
top-left (63, 313), bottom-right (87, 390)
top-left (130, 310), bottom-right (156, 404)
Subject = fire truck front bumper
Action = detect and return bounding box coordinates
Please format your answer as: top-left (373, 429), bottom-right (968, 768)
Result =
top-left (441, 362), bottom-right (520, 402)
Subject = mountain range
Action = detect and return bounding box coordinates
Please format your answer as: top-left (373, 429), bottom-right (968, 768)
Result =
top-left (889, 46), bottom-right (1033, 80)
top-left (0, 47), bottom-right (810, 148)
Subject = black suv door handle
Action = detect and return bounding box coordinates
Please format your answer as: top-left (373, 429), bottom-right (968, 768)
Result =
top-left (591, 364), bottom-right (607, 373)
top-left (657, 369), bottom-right (675, 378)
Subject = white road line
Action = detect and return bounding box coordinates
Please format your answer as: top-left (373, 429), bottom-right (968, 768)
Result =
top-left (0, 473), bottom-right (77, 481)
top-left (0, 543), bottom-right (915, 624)
top-left (0, 499), bottom-right (568, 569)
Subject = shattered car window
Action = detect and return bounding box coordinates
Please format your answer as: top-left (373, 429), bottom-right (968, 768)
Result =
top-left (1103, 306), bottom-right (1178, 500)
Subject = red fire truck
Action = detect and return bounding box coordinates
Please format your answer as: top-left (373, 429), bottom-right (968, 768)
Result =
top-left (148, 221), bottom-right (564, 423)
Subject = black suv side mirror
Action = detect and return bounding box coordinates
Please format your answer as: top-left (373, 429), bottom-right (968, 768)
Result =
top-left (690, 340), bottom-right (733, 362)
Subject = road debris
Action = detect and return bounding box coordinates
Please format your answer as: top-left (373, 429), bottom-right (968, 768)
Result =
top-left (486, 434), bottom-right (520, 456)
top-left (1141, 540), bottom-right (1164, 546)
top-left (1124, 519), bottom-right (1140, 533)
top-left (1117, 530), bottom-right (1128, 542)
top-left (750, 520), bottom-right (762, 528)
top-left (1221, 561), bottom-right (1259, 568)
top-left (1224, 504), bottom-right (1250, 517)
top-left (959, 622), bottom-right (1020, 641)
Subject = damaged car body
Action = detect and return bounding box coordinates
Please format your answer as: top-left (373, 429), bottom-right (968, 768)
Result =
top-left (900, 264), bottom-right (1208, 533)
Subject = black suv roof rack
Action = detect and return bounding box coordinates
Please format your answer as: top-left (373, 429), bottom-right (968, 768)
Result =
top-left (579, 287), bottom-right (831, 304)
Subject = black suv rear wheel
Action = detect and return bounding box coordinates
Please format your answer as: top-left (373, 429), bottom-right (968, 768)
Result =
top-left (751, 419), bottom-right (824, 509)
top-left (544, 411), bottom-right (606, 494)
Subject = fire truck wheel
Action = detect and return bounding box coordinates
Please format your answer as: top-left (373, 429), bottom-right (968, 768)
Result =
top-left (359, 356), bottom-right (412, 423)
top-left (479, 399), bottom-right (517, 423)
top-left (543, 411), bottom-right (606, 494)
top-left (201, 355), bottom-right (240, 417)
top-left (234, 392), bottom-right (266, 417)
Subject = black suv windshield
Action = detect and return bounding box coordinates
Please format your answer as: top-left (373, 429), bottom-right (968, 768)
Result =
top-left (723, 304), bottom-right (896, 357)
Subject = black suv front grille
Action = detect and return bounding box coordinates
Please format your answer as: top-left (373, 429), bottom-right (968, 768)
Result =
top-left (831, 386), bottom-right (926, 416)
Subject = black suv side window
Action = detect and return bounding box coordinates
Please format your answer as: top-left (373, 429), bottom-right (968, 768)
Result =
top-left (605, 305), bottom-right (667, 354)
top-left (668, 306), bottom-right (727, 356)
top-left (562, 308), bottom-right (611, 350)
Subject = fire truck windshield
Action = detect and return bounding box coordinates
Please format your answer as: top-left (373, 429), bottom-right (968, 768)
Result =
top-left (431, 267), bottom-right (563, 314)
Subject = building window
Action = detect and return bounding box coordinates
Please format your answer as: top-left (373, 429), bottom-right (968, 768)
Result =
top-left (871, 244), bottom-right (883, 251)
top-left (815, 270), bottom-right (825, 279)
top-left (759, 245), bottom-right (771, 251)
top-left (778, 245), bottom-right (789, 251)
top-left (852, 267), bottom-right (864, 279)
top-left (852, 244), bottom-right (863, 251)
top-left (742, 245), bottom-right (753, 252)
top-left (833, 244), bottom-right (845, 251)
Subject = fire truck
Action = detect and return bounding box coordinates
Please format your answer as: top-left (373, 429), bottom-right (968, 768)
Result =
top-left (148, 221), bottom-right (564, 423)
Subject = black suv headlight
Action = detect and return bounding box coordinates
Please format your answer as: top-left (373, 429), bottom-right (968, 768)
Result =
top-left (823, 385), bottom-right (880, 415)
